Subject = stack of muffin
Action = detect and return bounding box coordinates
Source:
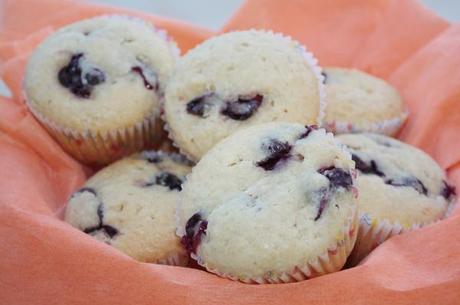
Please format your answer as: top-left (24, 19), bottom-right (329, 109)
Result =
top-left (24, 15), bottom-right (456, 284)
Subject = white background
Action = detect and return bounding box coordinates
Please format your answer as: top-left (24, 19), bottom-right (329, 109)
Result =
top-left (1, 0), bottom-right (459, 97)
top-left (89, 0), bottom-right (460, 30)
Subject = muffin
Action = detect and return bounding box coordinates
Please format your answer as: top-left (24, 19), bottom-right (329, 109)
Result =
top-left (177, 123), bottom-right (358, 283)
top-left (322, 68), bottom-right (407, 135)
top-left (65, 151), bottom-right (192, 264)
top-left (163, 30), bottom-right (325, 161)
top-left (24, 15), bottom-right (180, 165)
top-left (337, 133), bottom-right (456, 265)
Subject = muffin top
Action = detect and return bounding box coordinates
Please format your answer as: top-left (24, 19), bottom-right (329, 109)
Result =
top-left (337, 133), bottom-right (455, 228)
top-left (177, 123), bottom-right (357, 282)
top-left (323, 68), bottom-right (407, 135)
top-left (65, 151), bottom-right (192, 264)
top-left (164, 30), bottom-right (324, 161)
top-left (24, 15), bottom-right (179, 133)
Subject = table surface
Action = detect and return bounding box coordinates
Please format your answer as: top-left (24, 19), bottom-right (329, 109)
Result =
top-left (1, 0), bottom-right (459, 97)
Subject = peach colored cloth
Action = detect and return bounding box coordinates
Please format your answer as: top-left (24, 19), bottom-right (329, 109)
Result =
top-left (1, 0), bottom-right (459, 304)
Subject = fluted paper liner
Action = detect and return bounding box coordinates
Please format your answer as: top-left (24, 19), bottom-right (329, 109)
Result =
top-left (25, 99), bottom-right (164, 165)
top-left (323, 111), bottom-right (408, 136)
top-left (156, 252), bottom-right (188, 266)
top-left (348, 205), bottom-right (454, 267)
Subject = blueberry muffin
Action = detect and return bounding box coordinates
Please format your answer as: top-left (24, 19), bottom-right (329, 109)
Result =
top-left (65, 151), bottom-right (192, 264)
top-left (337, 133), bottom-right (456, 265)
top-left (24, 15), bottom-right (180, 165)
top-left (322, 68), bottom-right (407, 135)
top-left (176, 123), bottom-right (357, 283)
top-left (163, 30), bottom-right (325, 161)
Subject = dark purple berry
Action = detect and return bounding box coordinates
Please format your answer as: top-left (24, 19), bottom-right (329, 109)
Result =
top-left (85, 68), bottom-right (105, 85)
top-left (313, 167), bottom-right (353, 221)
top-left (73, 187), bottom-right (97, 197)
top-left (131, 66), bottom-right (157, 90)
top-left (441, 181), bottom-right (456, 200)
top-left (58, 53), bottom-right (105, 98)
top-left (83, 224), bottom-right (118, 238)
top-left (96, 202), bottom-right (104, 220)
top-left (321, 71), bottom-right (328, 84)
top-left (100, 225), bottom-right (118, 238)
top-left (299, 125), bottom-right (318, 139)
top-left (58, 53), bottom-right (83, 85)
top-left (169, 153), bottom-right (195, 167)
top-left (318, 166), bottom-right (353, 190)
top-left (373, 138), bottom-right (393, 147)
top-left (385, 177), bottom-right (428, 195)
top-left (186, 95), bottom-right (209, 117)
top-left (256, 139), bottom-right (292, 171)
top-left (155, 172), bottom-right (183, 191)
top-left (221, 94), bottom-right (263, 121)
top-left (352, 154), bottom-right (385, 177)
top-left (314, 187), bottom-right (329, 221)
top-left (83, 203), bottom-right (119, 238)
top-left (58, 54), bottom-right (89, 98)
top-left (184, 213), bottom-right (202, 237)
top-left (83, 226), bottom-right (98, 235)
top-left (143, 151), bottom-right (163, 163)
top-left (181, 212), bottom-right (207, 255)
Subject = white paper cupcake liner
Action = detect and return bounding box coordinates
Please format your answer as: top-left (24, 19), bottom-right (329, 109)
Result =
top-left (323, 111), bottom-right (408, 136)
top-left (155, 252), bottom-right (188, 266)
top-left (347, 209), bottom-right (448, 266)
top-left (25, 97), bottom-right (164, 165)
top-left (162, 29), bottom-right (326, 162)
top-left (192, 206), bottom-right (358, 284)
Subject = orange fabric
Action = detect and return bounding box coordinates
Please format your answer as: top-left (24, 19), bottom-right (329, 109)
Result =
top-left (1, 0), bottom-right (460, 304)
